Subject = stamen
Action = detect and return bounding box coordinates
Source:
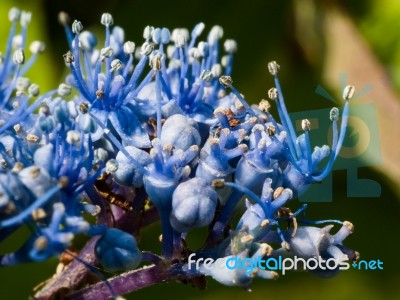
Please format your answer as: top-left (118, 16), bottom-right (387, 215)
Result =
top-left (268, 88), bottom-right (278, 100)
top-left (13, 48), bottom-right (25, 64)
top-left (100, 13), bottom-right (113, 27)
top-left (267, 61), bottom-right (280, 75)
top-left (72, 20), bottom-right (83, 34)
top-left (219, 75), bottom-right (232, 87)
top-left (58, 83), bottom-right (72, 96)
top-left (343, 85), bottom-right (355, 100)
top-left (26, 134), bottom-right (40, 143)
top-left (259, 99), bottom-right (271, 112)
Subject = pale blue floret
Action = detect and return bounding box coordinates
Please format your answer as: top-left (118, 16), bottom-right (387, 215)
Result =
top-left (95, 228), bottom-right (143, 272)
top-left (170, 177), bottom-right (218, 232)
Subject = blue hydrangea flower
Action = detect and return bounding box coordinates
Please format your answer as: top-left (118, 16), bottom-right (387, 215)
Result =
top-left (0, 9), bottom-right (359, 299)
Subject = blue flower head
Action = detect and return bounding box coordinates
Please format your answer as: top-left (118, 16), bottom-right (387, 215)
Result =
top-left (0, 9), bottom-right (360, 299)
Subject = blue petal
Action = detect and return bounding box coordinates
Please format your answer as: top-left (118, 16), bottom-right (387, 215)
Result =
top-left (108, 107), bottom-right (151, 148)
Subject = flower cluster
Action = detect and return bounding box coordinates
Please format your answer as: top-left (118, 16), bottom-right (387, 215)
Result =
top-left (0, 8), bottom-right (358, 299)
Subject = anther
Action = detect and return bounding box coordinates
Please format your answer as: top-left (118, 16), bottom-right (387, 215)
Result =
top-left (8, 8), bottom-right (21, 22)
top-left (63, 51), bottom-right (74, 64)
top-left (343, 221), bottom-right (354, 233)
top-left (240, 234), bottom-right (254, 244)
top-left (58, 176), bottom-right (70, 188)
top-left (343, 85), bottom-right (355, 100)
top-left (261, 220), bottom-right (270, 230)
top-left (72, 20), bottom-right (83, 34)
top-left (32, 208), bottom-right (47, 221)
top-left (29, 166), bottom-right (41, 179)
top-left (28, 84), bottom-right (40, 97)
top-left (34, 236), bottom-right (48, 250)
top-left (259, 99), bottom-right (271, 112)
top-left (79, 102), bottom-right (89, 114)
top-left (12, 162), bottom-right (24, 173)
top-left (267, 61), bottom-right (280, 75)
top-left (66, 130), bottom-right (81, 144)
top-left (1, 159), bottom-right (7, 169)
top-left (200, 70), bottom-right (213, 82)
top-left (96, 90), bottom-right (104, 99)
top-left (13, 49), bottom-right (25, 64)
top-left (140, 42), bottom-right (154, 56)
top-left (26, 134), bottom-right (40, 143)
top-left (110, 59), bottom-right (123, 71)
top-left (330, 107), bottom-right (339, 121)
top-left (268, 88), bottom-right (278, 100)
top-left (151, 55), bottom-right (162, 71)
top-left (123, 41), bottom-right (135, 54)
top-left (219, 75), bottom-right (232, 87)
top-left (100, 47), bottom-right (114, 60)
top-left (267, 125), bottom-right (276, 136)
top-left (106, 159), bottom-right (118, 173)
top-left (211, 179), bottom-right (225, 189)
top-left (58, 11), bottom-right (70, 25)
top-left (100, 13), bottom-right (113, 27)
top-left (301, 119), bottom-right (311, 131)
top-left (273, 187), bottom-right (284, 199)
top-left (29, 41), bottom-right (46, 54)
top-left (58, 83), bottom-right (72, 97)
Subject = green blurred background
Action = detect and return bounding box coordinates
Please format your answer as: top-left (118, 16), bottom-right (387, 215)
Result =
top-left (0, 0), bottom-right (399, 299)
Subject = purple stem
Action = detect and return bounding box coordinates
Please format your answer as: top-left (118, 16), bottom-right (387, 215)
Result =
top-left (65, 264), bottom-right (196, 300)
top-left (34, 187), bottom-right (156, 299)
top-left (33, 236), bottom-right (100, 300)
